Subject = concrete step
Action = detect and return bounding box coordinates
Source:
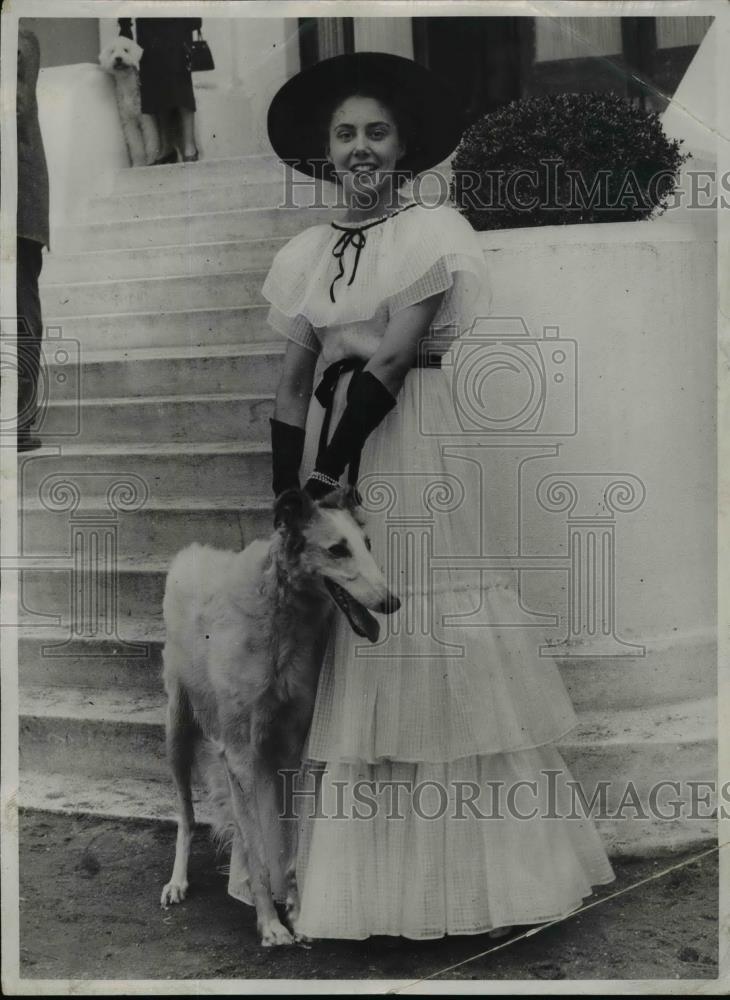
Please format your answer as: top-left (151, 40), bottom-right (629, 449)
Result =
top-left (90, 173), bottom-right (448, 224)
top-left (38, 391), bottom-right (274, 445)
top-left (558, 639), bottom-right (716, 714)
top-left (19, 685), bottom-right (167, 781)
top-left (16, 619), bottom-right (715, 719)
top-left (19, 626), bottom-right (165, 690)
top-left (42, 270), bottom-right (268, 317)
top-left (17, 771), bottom-right (715, 859)
top-left (111, 154), bottom-right (284, 194)
top-left (19, 498), bottom-right (272, 562)
top-left (108, 154), bottom-right (451, 198)
top-left (19, 772), bottom-right (213, 826)
top-left (560, 698), bottom-right (717, 813)
top-left (45, 304), bottom-right (272, 350)
top-left (106, 154), bottom-right (449, 203)
top-left (16, 633), bottom-right (718, 719)
top-left (57, 206), bottom-right (339, 253)
top-left (19, 682), bottom-right (717, 782)
top-left (18, 685), bottom-right (717, 856)
top-left (42, 239), bottom-right (287, 284)
top-left (86, 179), bottom-right (340, 222)
top-left (43, 342), bottom-right (284, 399)
top-left (18, 441), bottom-right (271, 504)
top-left (20, 559), bottom-right (170, 628)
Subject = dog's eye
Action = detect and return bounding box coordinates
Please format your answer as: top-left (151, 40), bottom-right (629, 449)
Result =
top-left (328, 543), bottom-right (350, 559)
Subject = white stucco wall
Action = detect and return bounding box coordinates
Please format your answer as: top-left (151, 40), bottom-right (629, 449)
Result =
top-left (661, 16), bottom-right (716, 161)
top-left (464, 219), bottom-right (716, 708)
top-left (37, 63), bottom-right (128, 231)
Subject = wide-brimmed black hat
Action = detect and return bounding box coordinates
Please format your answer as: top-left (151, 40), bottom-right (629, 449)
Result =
top-left (267, 52), bottom-right (464, 183)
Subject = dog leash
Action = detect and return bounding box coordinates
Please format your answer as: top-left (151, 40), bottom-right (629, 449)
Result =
top-left (313, 350), bottom-right (442, 490)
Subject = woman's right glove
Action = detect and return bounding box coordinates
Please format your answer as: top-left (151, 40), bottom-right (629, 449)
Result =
top-left (270, 416), bottom-right (305, 499)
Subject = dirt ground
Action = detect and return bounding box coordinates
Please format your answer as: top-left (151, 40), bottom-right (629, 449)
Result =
top-left (17, 811), bottom-right (719, 984)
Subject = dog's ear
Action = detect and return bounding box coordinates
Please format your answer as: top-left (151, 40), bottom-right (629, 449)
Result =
top-left (317, 484), bottom-right (366, 525)
top-left (342, 484), bottom-right (364, 512)
top-left (273, 488), bottom-right (314, 532)
top-left (317, 484), bottom-right (361, 511)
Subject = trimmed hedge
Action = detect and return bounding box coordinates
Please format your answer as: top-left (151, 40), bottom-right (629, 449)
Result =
top-left (451, 93), bottom-right (689, 230)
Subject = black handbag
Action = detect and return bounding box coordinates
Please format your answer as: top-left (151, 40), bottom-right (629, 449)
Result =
top-left (185, 29), bottom-right (214, 72)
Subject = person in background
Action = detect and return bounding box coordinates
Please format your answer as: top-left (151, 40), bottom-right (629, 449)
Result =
top-left (16, 25), bottom-right (49, 453)
top-left (118, 17), bottom-right (201, 164)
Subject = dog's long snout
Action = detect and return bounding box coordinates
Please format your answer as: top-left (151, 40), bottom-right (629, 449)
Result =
top-left (374, 592), bottom-right (401, 615)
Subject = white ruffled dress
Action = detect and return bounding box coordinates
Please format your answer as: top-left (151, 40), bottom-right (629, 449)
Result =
top-left (234, 201), bottom-right (615, 939)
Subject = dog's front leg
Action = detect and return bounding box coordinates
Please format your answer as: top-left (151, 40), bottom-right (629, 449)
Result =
top-left (275, 760), bottom-right (309, 942)
top-left (281, 806), bottom-right (300, 931)
top-left (220, 745), bottom-right (294, 947)
top-left (160, 680), bottom-right (197, 907)
top-left (124, 119), bottom-right (148, 167)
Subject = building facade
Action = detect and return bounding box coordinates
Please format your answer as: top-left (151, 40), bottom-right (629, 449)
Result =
top-left (28, 13), bottom-right (714, 113)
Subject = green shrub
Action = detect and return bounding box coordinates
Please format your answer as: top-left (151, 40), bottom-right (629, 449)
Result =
top-left (450, 93), bottom-right (689, 230)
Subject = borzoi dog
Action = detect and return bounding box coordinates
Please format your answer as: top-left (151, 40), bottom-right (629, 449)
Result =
top-left (98, 37), bottom-right (153, 166)
top-left (160, 487), bottom-right (399, 946)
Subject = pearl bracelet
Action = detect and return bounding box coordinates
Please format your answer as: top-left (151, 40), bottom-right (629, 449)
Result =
top-left (308, 470), bottom-right (341, 489)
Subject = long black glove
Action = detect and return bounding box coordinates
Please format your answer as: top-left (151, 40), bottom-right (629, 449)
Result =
top-left (270, 417), bottom-right (305, 498)
top-left (304, 370), bottom-right (397, 500)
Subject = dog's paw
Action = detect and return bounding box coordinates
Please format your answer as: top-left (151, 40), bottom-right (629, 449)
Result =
top-left (160, 879), bottom-right (188, 907)
top-left (259, 918), bottom-right (295, 947)
top-left (291, 924), bottom-right (312, 947)
top-left (285, 897), bottom-right (311, 944)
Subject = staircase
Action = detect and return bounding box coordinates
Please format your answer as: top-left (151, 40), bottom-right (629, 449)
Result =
top-left (18, 155), bottom-right (715, 857)
top-left (18, 154), bottom-right (298, 823)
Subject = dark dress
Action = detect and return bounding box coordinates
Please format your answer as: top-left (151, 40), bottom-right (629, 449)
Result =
top-left (118, 18), bottom-right (201, 115)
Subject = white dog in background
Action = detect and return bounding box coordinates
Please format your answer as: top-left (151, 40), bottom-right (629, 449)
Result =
top-left (99, 37), bottom-right (154, 166)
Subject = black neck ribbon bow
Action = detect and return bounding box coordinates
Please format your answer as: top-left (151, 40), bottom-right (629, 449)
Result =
top-left (328, 202), bottom-right (418, 304)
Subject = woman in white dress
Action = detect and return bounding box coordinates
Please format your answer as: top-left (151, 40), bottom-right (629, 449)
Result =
top-left (241, 52), bottom-right (615, 941)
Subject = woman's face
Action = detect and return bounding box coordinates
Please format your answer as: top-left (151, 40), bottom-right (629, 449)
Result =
top-left (326, 95), bottom-right (405, 197)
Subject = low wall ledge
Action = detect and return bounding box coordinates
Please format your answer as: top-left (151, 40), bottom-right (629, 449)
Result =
top-left (477, 219), bottom-right (716, 250)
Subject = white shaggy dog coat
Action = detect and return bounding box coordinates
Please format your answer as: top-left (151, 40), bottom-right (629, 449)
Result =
top-left (159, 487), bottom-right (400, 946)
top-left (99, 37), bottom-right (153, 167)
